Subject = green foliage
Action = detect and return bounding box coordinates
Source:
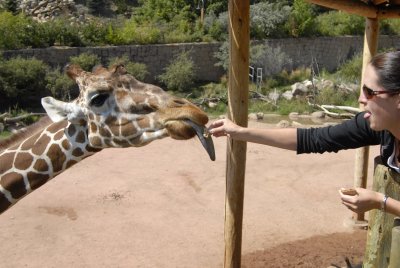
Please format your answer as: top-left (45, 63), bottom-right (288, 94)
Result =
top-left (315, 11), bottom-right (365, 36)
top-left (286, 0), bottom-right (316, 37)
top-left (158, 51), bottom-right (195, 91)
top-left (334, 53), bottom-right (362, 84)
top-left (135, 0), bottom-right (193, 23)
top-left (315, 87), bottom-right (358, 107)
top-left (0, 57), bottom-right (49, 106)
top-left (4, 0), bottom-right (18, 15)
top-left (250, 2), bottom-right (291, 39)
top-left (45, 68), bottom-right (77, 101)
top-left (69, 53), bottom-right (101, 72)
top-left (117, 18), bottom-right (162, 44)
top-left (250, 43), bottom-right (292, 77)
top-left (108, 55), bottom-right (149, 81)
top-left (0, 11), bottom-right (31, 49)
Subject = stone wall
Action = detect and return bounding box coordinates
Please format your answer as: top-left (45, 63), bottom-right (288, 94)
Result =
top-left (2, 36), bottom-right (400, 83)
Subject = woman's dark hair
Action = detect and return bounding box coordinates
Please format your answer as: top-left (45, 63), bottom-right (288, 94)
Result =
top-left (370, 50), bottom-right (400, 92)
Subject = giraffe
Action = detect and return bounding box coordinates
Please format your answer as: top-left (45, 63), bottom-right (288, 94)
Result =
top-left (0, 64), bottom-right (215, 214)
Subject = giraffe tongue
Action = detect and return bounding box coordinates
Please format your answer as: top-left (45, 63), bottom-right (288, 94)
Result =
top-left (184, 119), bottom-right (216, 161)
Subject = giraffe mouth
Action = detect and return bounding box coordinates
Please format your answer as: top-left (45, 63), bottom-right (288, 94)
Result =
top-left (184, 119), bottom-right (215, 161)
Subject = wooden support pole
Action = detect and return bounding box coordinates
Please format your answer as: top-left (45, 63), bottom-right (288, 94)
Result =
top-left (224, 0), bottom-right (249, 267)
top-left (353, 17), bottom-right (379, 223)
top-left (363, 160), bottom-right (400, 268)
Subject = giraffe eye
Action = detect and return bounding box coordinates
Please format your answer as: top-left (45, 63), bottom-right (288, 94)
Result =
top-left (90, 93), bottom-right (109, 107)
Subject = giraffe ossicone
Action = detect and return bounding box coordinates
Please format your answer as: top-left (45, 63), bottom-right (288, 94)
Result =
top-left (0, 63), bottom-right (215, 214)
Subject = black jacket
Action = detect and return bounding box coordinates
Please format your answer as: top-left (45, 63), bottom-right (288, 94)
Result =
top-left (297, 112), bottom-right (395, 166)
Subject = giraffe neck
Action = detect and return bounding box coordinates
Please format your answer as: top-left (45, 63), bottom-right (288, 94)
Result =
top-left (0, 120), bottom-right (101, 214)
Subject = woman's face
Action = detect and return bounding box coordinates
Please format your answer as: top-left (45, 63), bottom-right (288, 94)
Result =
top-left (359, 64), bottom-right (400, 132)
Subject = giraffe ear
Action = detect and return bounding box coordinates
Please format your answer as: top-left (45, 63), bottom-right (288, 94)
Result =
top-left (41, 97), bottom-right (85, 123)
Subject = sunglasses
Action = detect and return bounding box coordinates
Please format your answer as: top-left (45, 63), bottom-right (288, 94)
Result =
top-left (362, 85), bottom-right (400, 100)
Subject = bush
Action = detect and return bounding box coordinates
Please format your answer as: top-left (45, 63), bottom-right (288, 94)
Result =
top-left (0, 57), bottom-right (49, 107)
top-left (0, 11), bottom-right (31, 49)
top-left (45, 68), bottom-right (78, 101)
top-left (334, 53), bottom-right (363, 84)
top-left (286, 0), bottom-right (317, 37)
top-left (315, 11), bottom-right (365, 36)
top-left (117, 18), bottom-right (162, 44)
top-left (108, 55), bottom-right (149, 81)
top-left (250, 2), bottom-right (291, 39)
top-left (69, 53), bottom-right (101, 72)
top-left (158, 51), bottom-right (196, 91)
top-left (250, 43), bottom-right (293, 77)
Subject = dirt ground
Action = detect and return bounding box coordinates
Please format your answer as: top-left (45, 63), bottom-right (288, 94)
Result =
top-left (0, 121), bottom-right (378, 268)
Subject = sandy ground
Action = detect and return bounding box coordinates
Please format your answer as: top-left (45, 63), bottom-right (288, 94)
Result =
top-left (0, 121), bottom-right (379, 268)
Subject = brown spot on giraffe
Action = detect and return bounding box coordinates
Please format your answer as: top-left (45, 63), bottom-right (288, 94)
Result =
top-left (72, 148), bottom-right (84, 157)
top-left (0, 192), bottom-right (12, 212)
top-left (61, 140), bottom-right (70, 150)
top-left (47, 144), bottom-right (66, 173)
top-left (67, 124), bottom-right (77, 137)
top-left (21, 132), bottom-right (41, 151)
top-left (14, 152), bottom-right (34, 170)
top-left (0, 152), bottom-right (15, 175)
top-left (33, 159), bottom-right (49, 173)
top-left (31, 134), bottom-right (51, 156)
top-left (47, 121), bottom-right (68, 134)
top-left (75, 131), bottom-right (86, 144)
top-left (1, 172), bottom-right (27, 199)
top-left (54, 130), bottom-right (65, 141)
top-left (27, 172), bottom-right (49, 190)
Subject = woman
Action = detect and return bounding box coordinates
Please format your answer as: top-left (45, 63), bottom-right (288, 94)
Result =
top-left (208, 50), bottom-right (400, 217)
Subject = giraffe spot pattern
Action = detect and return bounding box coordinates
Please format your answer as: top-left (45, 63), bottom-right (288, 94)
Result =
top-left (47, 144), bottom-right (66, 173)
top-left (89, 136), bottom-right (102, 147)
top-left (14, 152), bottom-right (34, 170)
top-left (27, 172), bottom-right (49, 190)
top-left (0, 192), bottom-right (12, 213)
top-left (0, 152), bottom-right (15, 175)
top-left (75, 131), bottom-right (86, 144)
top-left (1, 172), bottom-right (27, 199)
top-left (66, 160), bottom-right (77, 169)
top-left (72, 148), bottom-right (84, 157)
top-left (31, 134), bottom-right (51, 156)
top-left (47, 121), bottom-right (68, 133)
top-left (90, 122), bottom-right (98, 133)
top-left (20, 132), bottom-right (41, 151)
top-left (68, 124), bottom-right (77, 137)
top-left (54, 130), bottom-right (65, 141)
top-left (33, 159), bottom-right (49, 173)
top-left (61, 140), bottom-right (70, 150)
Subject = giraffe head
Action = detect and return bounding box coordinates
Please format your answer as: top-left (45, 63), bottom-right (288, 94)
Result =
top-left (41, 64), bottom-right (215, 160)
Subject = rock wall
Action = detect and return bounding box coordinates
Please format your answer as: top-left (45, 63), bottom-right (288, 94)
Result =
top-left (2, 36), bottom-right (400, 82)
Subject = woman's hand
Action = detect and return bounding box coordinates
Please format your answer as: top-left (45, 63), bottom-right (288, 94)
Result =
top-left (208, 119), bottom-right (242, 138)
top-left (339, 187), bottom-right (383, 213)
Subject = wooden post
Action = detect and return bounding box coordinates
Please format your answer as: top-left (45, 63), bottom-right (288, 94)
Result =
top-left (224, 0), bottom-right (249, 267)
top-left (352, 17), bottom-right (379, 223)
top-left (388, 219), bottom-right (400, 268)
top-left (363, 160), bottom-right (400, 268)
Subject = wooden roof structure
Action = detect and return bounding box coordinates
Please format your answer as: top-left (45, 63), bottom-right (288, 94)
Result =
top-left (306, 0), bottom-right (400, 18)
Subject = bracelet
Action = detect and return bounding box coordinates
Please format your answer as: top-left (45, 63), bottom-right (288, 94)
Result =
top-left (381, 195), bottom-right (389, 212)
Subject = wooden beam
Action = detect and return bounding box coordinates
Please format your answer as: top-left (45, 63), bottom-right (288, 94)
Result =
top-left (373, 0), bottom-right (388, 5)
top-left (353, 17), bottom-right (379, 224)
top-left (224, 0), bottom-right (250, 267)
top-left (377, 7), bottom-right (400, 18)
top-left (306, 0), bottom-right (378, 17)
